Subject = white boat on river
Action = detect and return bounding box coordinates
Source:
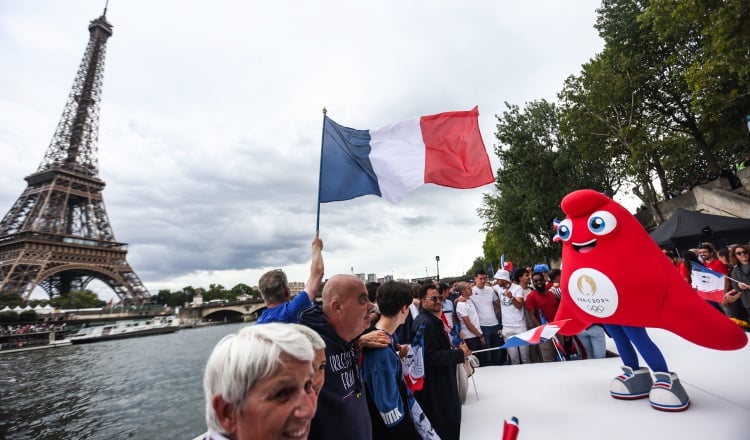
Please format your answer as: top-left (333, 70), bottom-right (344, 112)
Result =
top-left (0, 331), bottom-right (71, 354)
top-left (69, 315), bottom-right (180, 344)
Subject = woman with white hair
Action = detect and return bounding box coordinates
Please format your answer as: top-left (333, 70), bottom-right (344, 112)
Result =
top-left (200, 323), bottom-right (317, 440)
top-left (290, 324), bottom-right (327, 396)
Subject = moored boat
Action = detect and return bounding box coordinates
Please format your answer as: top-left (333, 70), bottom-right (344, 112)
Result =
top-left (0, 331), bottom-right (72, 354)
top-left (69, 315), bottom-right (180, 344)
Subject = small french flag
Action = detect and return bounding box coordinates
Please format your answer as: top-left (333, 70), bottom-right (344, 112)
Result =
top-left (689, 262), bottom-right (725, 302)
top-left (552, 218), bottom-right (562, 242)
top-left (499, 320), bottom-right (569, 349)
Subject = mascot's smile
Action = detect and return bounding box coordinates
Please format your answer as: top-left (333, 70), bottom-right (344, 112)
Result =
top-left (572, 238), bottom-right (597, 253)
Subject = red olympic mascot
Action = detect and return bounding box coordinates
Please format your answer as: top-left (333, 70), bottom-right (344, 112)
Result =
top-left (554, 189), bottom-right (747, 411)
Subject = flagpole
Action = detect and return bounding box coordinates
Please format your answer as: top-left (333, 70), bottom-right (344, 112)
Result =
top-left (470, 346), bottom-right (504, 354)
top-left (692, 261), bottom-right (742, 284)
top-left (316, 107), bottom-right (327, 232)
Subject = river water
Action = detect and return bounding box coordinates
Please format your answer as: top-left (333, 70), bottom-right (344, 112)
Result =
top-left (0, 322), bottom-right (248, 439)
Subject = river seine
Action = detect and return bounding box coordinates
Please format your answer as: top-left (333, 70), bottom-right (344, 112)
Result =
top-left (0, 321), bottom-right (248, 439)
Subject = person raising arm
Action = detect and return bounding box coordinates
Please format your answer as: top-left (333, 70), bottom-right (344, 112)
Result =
top-left (256, 232), bottom-right (324, 324)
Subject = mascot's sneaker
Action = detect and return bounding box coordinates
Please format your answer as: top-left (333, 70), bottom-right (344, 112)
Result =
top-left (649, 372), bottom-right (690, 412)
top-left (610, 366), bottom-right (652, 400)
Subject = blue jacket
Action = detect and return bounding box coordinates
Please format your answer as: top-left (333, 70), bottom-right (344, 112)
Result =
top-left (299, 304), bottom-right (372, 440)
top-left (256, 291), bottom-right (312, 324)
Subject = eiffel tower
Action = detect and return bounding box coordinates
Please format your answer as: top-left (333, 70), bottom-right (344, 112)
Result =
top-left (0, 9), bottom-right (150, 303)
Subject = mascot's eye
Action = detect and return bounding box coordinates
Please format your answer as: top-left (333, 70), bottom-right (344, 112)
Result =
top-left (557, 219), bottom-right (573, 241)
top-left (587, 210), bottom-right (617, 236)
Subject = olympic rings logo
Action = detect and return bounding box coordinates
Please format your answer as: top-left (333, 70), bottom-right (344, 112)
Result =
top-left (586, 304), bottom-right (605, 313)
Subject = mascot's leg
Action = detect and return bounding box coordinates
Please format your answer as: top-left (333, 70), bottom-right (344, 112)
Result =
top-left (621, 326), bottom-right (667, 372)
top-left (604, 325), bottom-right (652, 400)
top-left (622, 326), bottom-right (690, 412)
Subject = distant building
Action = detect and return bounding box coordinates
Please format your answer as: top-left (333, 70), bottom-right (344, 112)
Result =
top-left (383, 275), bottom-right (393, 283)
top-left (367, 273), bottom-right (377, 283)
top-left (355, 273), bottom-right (366, 282)
top-left (288, 281), bottom-right (304, 296)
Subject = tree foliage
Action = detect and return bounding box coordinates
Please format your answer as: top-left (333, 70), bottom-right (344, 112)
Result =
top-left (478, 0), bottom-right (750, 264)
top-left (0, 311), bottom-right (19, 323)
top-left (152, 283), bottom-right (260, 307)
top-left (583, 0), bottom-right (749, 196)
top-left (19, 310), bottom-right (38, 322)
top-left (480, 100), bottom-right (617, 266)
top-left (0, 293), bottom-right (25, 309)
top-left (466, 256), bottom-right (488, 278)
top-left (49, 290), bottom-right (106, 309)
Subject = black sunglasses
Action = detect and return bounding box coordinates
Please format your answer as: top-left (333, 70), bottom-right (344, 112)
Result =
top-left (426, 295), bottom-right (443, 302)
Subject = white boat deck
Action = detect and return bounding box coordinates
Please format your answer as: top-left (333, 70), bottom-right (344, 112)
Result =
top-left (460, 328), bottom-right (749, 439)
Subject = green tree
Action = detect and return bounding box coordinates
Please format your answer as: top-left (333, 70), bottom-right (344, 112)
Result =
top-left (204, 284), bottom-right (229, 302)
top-left (479, 100), bottom-right (616, 266)
top-left (466, 256), bottom-right (488, 278)
top-left (644, 0), bottom-right (750, 162)
top-left (231, 283), bottom-right (259, 299)
top-left (154, 289), bottom-right (174, 306)
top-left (0, 293), bottom-right (25, 309)
top-left (479, 0), bottom-right (750, 266)
top-left (557, 0), bottom-right (750, 207)
top-left (559, 47), bottom-right (672, 212)
top-left (0, 311), bottom-right (19, 324)
top-left (19, 310), bottom-right (37, 323)
top-left (49, 290), bottom-right (106, 309)
top-left (181, 286), bottom-right (196, 298)
top-left (595, 0), bottom-right (748, 184)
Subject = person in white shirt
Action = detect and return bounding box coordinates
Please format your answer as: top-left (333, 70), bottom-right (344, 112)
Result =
top-left (455, 282), bottom-right (482, 352)
top-left (470, 270), bottom-right (504, 365)
top-left (495, 269), bottom-right (529, 364)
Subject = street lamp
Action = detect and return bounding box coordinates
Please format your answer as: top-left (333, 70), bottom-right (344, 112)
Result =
top-left (435, 256), bottom-right (440, 282)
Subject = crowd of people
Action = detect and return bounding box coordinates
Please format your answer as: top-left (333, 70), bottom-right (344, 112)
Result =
top-left (663, 241), bottom-right (750, 325)
top-left (0, 322), bottom-right (66, 336)
top-left (196, 235), bottom-right (750, 440)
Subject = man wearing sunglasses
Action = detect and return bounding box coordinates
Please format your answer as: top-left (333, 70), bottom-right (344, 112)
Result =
top-left (412, 283), bottom-right (471, 440)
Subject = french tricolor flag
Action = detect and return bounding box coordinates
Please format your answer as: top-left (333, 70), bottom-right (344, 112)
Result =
top-left (499, 320), bottom-right (569, 349)
top-left (318, 107), bottom-right (494, 204)
top-left (552, 218), bottom-right (562, 242)
top-left (690, 262), bottom-right (725, 302)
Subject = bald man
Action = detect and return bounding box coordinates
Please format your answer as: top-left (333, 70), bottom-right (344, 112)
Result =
top-left (299, 274), bottom-right (374, 440)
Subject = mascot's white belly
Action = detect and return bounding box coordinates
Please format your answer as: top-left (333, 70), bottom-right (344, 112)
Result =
top-left (567, 268), bottom-right (619, 318)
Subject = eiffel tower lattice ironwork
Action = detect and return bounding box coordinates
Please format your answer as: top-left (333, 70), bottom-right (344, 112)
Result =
top-left (0, 11), bottom-right (150, 303)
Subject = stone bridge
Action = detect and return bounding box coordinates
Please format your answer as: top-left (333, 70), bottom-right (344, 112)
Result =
top-left (184, 299), bottom-right (266, 324)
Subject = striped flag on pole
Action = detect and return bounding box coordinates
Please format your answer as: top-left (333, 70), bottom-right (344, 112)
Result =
top-left (499, 320), bottom-right (569, 349)
top-left (690, 262), bottom-right (725, 302)
top-left (552, 218), bottom-right (562, 242)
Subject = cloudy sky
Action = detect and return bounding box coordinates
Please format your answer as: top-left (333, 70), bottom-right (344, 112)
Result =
top-left (0, 1), bottom-right (605, 300)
